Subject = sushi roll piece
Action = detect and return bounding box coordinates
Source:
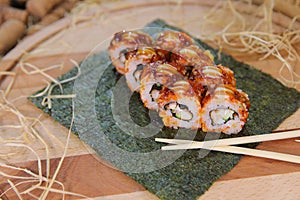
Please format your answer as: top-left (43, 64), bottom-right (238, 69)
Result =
top-left (157, 80), bottom-right (202, 129)
top-left (200, 85), bottom-right (250, 134)
top-left (155, 30), bottom-right (194, 51)
top-left (176, 45), bottom-right (214, 68)
top-left (108, 30), bottom-right (153, 74)
top-left (124, 47), bottom-right (158, 91)
top-left (124, 47), bottom-right (189, 91)
top-left (139, 63), bottom-right (184, 110)
top-left (191, 65), bottom-right (236, 90)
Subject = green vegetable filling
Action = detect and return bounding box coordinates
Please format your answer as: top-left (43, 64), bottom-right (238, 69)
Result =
top-left (165, 102), bottom-right (193, 121)
top-left (210, 108), bottom-right (237, 125)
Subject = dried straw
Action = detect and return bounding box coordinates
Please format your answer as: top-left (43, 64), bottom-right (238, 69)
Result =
top-left (199, 0), bottom-right (300, 87)
top-left (0, 54), bottom-right (84, 200)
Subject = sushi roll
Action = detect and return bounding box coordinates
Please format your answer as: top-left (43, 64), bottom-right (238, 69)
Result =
top-left (139, 63), bottom-right (184, 110)
top-left (200, 85), bottom-right (250, 134)
top-left (108, 30), bottom-right (153, 74)
top-left (157, 80), bottom-right (202, 129)
top-left (108, 29), bottom-right (251, 133)
top-left (155, 30), bottom-right (194, 51)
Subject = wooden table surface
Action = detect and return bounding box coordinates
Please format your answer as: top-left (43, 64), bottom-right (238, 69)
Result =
top-left (0, 0), bottom-right (300, 199)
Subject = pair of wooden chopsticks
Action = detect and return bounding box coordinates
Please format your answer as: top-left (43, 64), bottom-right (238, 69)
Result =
top-left (155, 129), bottom-right (300, 164)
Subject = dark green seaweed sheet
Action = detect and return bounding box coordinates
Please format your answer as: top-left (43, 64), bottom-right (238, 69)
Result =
top-left (30, 19), bottom-right (300, 200)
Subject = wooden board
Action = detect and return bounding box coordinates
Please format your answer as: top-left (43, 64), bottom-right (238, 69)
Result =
top-left (1, 0), bottom-right (300, 199)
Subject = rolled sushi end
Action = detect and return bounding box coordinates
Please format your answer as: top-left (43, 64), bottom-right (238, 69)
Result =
top-left (158, 82), bottom-right (202, 130)
top-left (201, 104), bottom-right (246, 134)
top-left (200, 86), bottom-right (249, 134)
top-left (159, 98), bottom-right (201, 130)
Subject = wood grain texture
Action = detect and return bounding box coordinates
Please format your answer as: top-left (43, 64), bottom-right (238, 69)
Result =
top-left (220, 138), bottom-right (300, 181)
top-left (0, 0), bottom-right (300, 199)
top-left (0, 154), bottom-right (147, 199)
top-left (200, 171), bottom-right (300, 200)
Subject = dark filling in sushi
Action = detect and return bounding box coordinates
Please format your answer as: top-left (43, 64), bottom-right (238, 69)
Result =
top-left (133, 64), bottom-right (145, 81)
top-left (209, 108), bottom-right (238, 125)
top-left (150, 83), bottom-right (163, 102)
top-left (164, 102), bottom-right (193, 121)
top-left (119, 49), bottom-right (129, 64)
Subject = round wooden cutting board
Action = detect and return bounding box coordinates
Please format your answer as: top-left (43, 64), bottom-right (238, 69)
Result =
top-left (0, 0), bottom-right (300, 199)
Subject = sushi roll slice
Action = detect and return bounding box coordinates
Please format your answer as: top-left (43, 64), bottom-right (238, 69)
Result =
top-left (176, 45), bottom-right (214, 68)
top-left (108, 30), bottom-right (153, 74)
top-left (124, 47), bottom-right (158, 91)
top-left (139, 63), bottom-right (184, 110)
top-left (124, 47), bottom-right (189, 92)
top-left (200, 85), bottom-right (250, 134)
top-left (157, 80), bottom-right (202, 129)
top-left (155, 30), bottom-right (194, 51)
top-left (192, 65), bottom-right (236, 90)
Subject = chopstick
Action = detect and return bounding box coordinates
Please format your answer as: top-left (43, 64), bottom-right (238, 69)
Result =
top-left (155, 129), bottom-right (300, 164)
top-left (193, 145), bottom-right (300, 164)
top-left (155, 129), bottom-right (300, 150)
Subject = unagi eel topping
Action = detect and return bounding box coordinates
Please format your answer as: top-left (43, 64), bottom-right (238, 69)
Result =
top-left (155, 30), bottom-right (195, 51)
top-left (108, 31), bottom-right (153, 74)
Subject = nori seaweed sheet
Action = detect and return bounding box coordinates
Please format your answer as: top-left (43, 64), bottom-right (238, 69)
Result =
top-left (30, 19), bottom-right (300, 200)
